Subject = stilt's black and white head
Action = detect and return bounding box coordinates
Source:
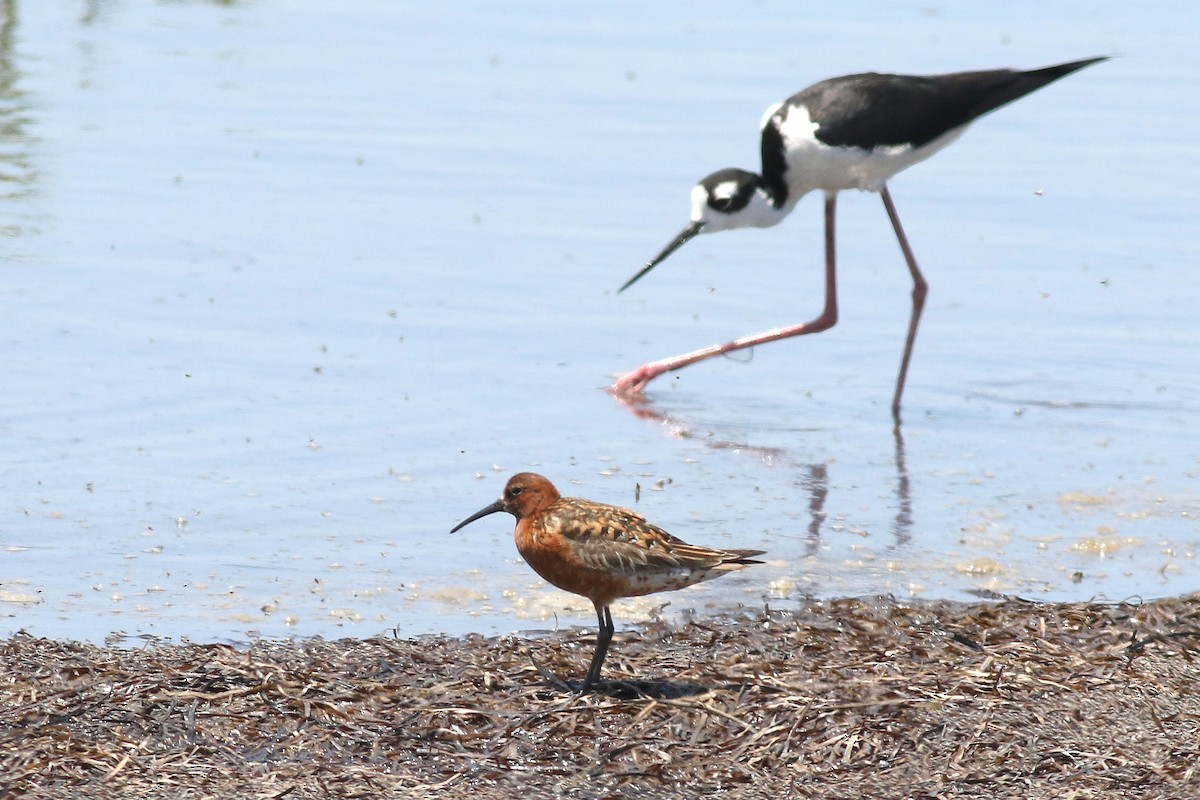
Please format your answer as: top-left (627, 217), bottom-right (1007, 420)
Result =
top-left (619, 168), bottom-right (786, 293)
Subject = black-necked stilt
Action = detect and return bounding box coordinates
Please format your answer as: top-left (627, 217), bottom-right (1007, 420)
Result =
top-left (613, 57), bottom-right (1106, 420)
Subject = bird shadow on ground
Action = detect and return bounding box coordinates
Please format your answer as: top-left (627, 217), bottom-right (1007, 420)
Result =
top-left (534, 678), bottom-right (723, 700)
top-left (583, 679), bottom-right (713, 700)
top-left (531, 654), bottom-right (715, 699)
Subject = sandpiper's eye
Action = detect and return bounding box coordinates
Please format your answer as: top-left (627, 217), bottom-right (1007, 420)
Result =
top-left (509, 486), bottom-right (524, 497)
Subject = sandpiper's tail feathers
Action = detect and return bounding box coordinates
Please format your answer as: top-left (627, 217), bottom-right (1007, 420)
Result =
top-left (723, 548), bottom-right (767, 564)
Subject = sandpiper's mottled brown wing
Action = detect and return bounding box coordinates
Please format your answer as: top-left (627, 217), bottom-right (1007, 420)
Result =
top-left (544, 497), bottom-right (763, 577)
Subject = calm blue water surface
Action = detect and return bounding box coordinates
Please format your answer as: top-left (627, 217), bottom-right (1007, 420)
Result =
top-left (1, 1), bottom-right (1197, 643)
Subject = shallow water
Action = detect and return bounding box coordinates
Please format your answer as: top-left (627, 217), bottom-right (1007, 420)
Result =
top-left (1, 2), bottom-right (1197, 644)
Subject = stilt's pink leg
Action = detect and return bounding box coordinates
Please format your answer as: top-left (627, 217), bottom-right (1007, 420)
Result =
top-left (879, 184), bottom-right (927, 422)
top-left (610, 193), bottom-right (840, 396)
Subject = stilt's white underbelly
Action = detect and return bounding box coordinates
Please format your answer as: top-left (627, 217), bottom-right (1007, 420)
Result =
top-left (775, 104), bottom-right (968, 195)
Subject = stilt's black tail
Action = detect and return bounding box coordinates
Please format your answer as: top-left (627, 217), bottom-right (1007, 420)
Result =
top-left (957, 56), bottom-right (1109, 123)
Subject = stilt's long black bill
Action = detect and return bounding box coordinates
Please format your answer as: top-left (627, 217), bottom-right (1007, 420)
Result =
top-left (618, 220), bottom-right (705, 293)
top-left (449, 500), bottom-right (504, 533)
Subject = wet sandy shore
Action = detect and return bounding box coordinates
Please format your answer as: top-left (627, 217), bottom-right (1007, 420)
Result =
top-left (3, 595), bottom-right (1198, 799)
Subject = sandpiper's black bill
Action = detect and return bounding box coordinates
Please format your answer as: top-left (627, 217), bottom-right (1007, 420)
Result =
top-left (449, 500), bottom-right (504, 533)
top-left (618, 220), bottom-right (705, 293)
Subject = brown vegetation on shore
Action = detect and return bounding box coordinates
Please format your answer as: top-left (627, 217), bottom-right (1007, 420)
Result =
top-left (2, 595), bottom-right (1197, 799)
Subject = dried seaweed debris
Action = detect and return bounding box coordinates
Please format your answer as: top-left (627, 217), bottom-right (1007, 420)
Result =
top-left (2, 595), bottom-right (1198, 799)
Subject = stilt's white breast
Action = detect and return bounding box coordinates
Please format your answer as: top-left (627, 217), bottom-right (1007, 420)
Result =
top-left (773, 103), bottom-right (968, 196)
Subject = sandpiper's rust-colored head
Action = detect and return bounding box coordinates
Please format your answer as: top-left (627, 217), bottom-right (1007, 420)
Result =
top-left (449, 472), bottom-right (561, 532)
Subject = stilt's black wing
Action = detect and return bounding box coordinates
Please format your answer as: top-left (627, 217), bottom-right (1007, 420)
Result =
top-left (787, 57), bottom-right (1106, 150)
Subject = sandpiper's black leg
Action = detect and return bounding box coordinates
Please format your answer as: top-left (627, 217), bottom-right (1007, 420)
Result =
top-left (580, 604), bottom-right (614, 693)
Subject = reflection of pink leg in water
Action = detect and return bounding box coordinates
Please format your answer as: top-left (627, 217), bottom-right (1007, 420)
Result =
top-left (609, 394), bottom-right (915, 554)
